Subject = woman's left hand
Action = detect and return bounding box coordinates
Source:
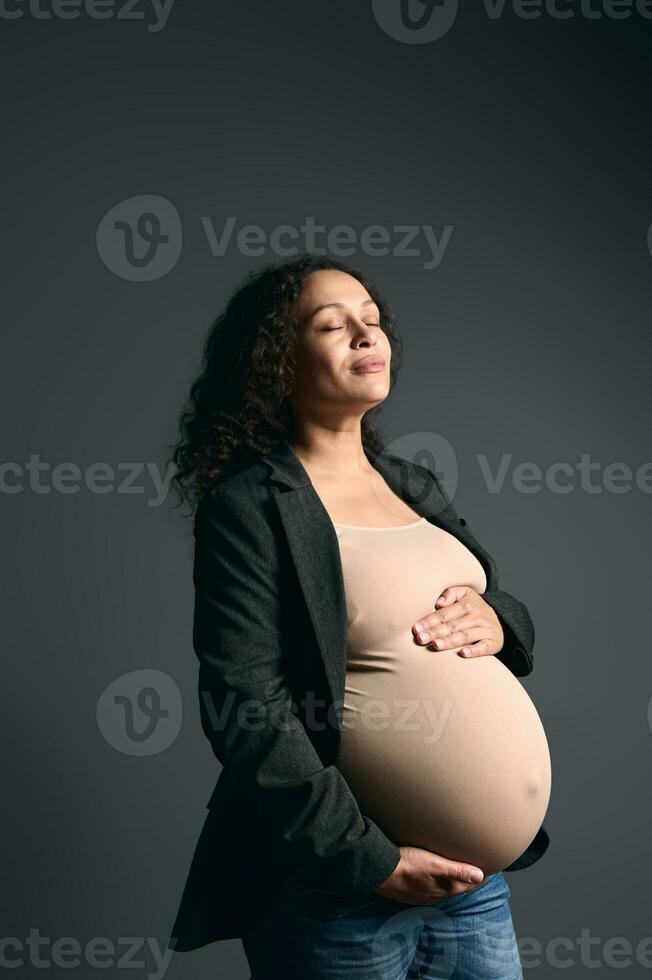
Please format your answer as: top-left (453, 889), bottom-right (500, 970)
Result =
top-left (412, 586), bottom-right (505, 658)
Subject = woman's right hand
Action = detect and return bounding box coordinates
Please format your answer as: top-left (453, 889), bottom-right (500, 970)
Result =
top-left (373, 846), bottom-right (486, 904)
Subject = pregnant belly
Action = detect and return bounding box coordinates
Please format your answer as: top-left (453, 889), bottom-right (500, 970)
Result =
top-left (334, 650), bottom-right (552, 875)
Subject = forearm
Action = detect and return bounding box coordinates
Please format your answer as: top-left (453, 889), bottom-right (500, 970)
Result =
top-left (196, 660), bottom-right (401, 898)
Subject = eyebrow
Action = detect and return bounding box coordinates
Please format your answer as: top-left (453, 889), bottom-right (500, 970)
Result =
top-left (306, 298), bottom-right (379, 322)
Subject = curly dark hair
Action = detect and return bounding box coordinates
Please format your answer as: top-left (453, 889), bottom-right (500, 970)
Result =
top-left (167, 253), bottom-right (403, 513)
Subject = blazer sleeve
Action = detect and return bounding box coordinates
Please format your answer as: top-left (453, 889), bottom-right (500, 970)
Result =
top-left (192, 487), bottom-right (402, 901)
top-left (419, 465), bottom-right (536, 678)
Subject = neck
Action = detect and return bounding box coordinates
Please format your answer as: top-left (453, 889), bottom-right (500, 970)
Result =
top-left (289, 425), bottom-right (374, 478)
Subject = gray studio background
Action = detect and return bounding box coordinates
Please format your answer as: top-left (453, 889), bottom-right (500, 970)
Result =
top-left (2, 2), bottom-right (651, 978)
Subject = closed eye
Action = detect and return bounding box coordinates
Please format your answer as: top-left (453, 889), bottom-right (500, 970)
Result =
top-left (322, 323), bottom-right (380, 330)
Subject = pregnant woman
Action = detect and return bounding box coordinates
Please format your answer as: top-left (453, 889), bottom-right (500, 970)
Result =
top-left (167, 254), bottom-right (551, 979)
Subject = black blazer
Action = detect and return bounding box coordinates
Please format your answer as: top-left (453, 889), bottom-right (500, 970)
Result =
top-left (168, 438), bottom-right (550, 951)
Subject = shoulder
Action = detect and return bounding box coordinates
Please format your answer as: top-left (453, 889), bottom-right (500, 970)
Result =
top-left (374, 447), bottom-right (431, 479)
top-left (374, 448), bottom-right (455, 519)
top-left (193, 458), bottom-right (277, 535)
top-left (376, 448), bottom-right (443, 493)
top-left (202, 457), bottom-right (270, 501)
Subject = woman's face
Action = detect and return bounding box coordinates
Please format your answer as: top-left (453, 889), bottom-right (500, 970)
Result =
top-left (287, 269), bottom-right (392, 420)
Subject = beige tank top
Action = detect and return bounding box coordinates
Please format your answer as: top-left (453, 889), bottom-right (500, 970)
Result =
top-left (332, 516), bottom-right (551, 875)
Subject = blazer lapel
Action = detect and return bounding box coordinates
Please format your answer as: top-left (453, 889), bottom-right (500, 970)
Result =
top-left (273, 485), bottom-right (348, 717)
top-left (262, 438), bottom-right (492, 722)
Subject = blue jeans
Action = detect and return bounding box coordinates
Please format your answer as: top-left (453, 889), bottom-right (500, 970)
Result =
top-left (241, 870), bottom-right (523, 979)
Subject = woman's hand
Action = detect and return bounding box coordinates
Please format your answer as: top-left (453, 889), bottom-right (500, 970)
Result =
top-left (412, 586), bottom-right (505, 659)
top-left (373, 845), bottom-right (485, 904)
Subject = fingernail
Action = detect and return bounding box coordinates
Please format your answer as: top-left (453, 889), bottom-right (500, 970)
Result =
top-left (419, 631), bottom-right (430, 643)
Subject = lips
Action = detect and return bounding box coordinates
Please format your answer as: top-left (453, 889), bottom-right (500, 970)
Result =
top-left (351, 356), bottom-right (385, 372)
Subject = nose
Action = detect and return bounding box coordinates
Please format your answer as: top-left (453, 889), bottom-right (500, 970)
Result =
top-left (352, 321), bottom-right (377, 346)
